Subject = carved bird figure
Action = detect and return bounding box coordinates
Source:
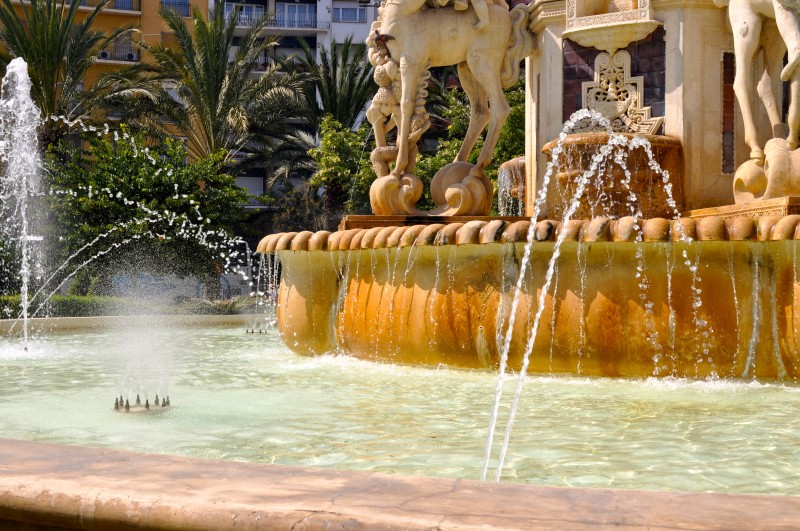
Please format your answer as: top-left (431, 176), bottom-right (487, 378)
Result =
top-left (374, 30), bottom-right (395, 58)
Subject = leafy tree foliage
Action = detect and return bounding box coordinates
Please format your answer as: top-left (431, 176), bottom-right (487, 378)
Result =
top-left (295, 36), bottom-right (375, 131)
top-left (0, 0), bottom-right (132, 146)
top-left (309, 116), bottom-right (373, 213)
top-left (44, 127), bottom-right (248, 295)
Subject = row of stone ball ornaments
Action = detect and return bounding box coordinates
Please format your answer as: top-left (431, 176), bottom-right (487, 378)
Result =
top-left (256, 214), bottom-right (800, 254)
top-left (114, 394), bottom-right (171, 412)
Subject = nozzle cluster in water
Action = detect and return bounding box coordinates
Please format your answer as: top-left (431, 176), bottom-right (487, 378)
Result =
top-left (113, 394), bottom-right (170, 412)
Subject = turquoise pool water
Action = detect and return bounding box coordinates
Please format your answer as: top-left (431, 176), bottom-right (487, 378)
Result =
top-left (1, 320), bottom-right (799, 495)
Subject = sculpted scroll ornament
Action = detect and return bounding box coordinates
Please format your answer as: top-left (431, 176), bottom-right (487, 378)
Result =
top-left (364, 0), bottom-right (535, 216)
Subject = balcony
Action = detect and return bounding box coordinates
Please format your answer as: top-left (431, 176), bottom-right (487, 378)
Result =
top-left (160, 0), bottom-right (190, 17)
top-left (97, 42), bottom-right (140, 62)
top-left (229, 14), bottom-right (329, 30)
top-left (60, 0), bottom-right (142, 12)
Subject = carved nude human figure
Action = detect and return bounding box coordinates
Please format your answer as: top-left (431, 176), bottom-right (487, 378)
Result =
top-left (716, 0), bottom-right (800, 161)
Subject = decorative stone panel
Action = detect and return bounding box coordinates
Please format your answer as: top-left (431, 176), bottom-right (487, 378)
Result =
top-left (563, 26), bottom-right (666, 127)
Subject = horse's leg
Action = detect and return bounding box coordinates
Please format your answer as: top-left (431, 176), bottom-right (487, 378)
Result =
top-left (393, 55), bottom-right (425, 176)
top-left (455, 61), bottom-right (490, 163)
top-left (466, 54), bottom-right (510, 175)
top-left (772, 1), bottom-right (800, 148)
top-left (729, 2), bottom-right (765, 160)
top-left (773, 0), bottom-right (800, 81)
top-left (759, 38), bottom-right (785, 139)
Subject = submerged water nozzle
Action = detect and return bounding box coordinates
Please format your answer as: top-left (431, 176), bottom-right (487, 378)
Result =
top-left (114, 395), bottom-right (170, 413)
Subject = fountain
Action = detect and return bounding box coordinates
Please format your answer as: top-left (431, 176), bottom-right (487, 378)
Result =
top-left (8, 0), bottom-right (800, 526)
top-left (259, 0), bottom-right (800, 383)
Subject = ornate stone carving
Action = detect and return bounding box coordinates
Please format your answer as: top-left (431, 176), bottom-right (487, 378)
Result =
top-left (714, 0), bottom-right (800, 163)
top-left (364, 0), bottom-right (535, 216)
top-left (579, 50), bottom-right (663, 135)
top-left (563, 0), bottom-right (661, 52)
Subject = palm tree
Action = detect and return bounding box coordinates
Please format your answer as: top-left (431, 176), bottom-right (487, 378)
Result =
top-left (295, 35), bottom-right (375, 132)
top-left (95, 0), bottom-right (306, 161)
top-left (0, 0), bottom-right (132, 146)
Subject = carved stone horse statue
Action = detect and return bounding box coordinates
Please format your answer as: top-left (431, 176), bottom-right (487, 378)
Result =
top-left (366, 0), bottom-right (534, 216)
top-left (716, 0), bottom-right (800, 161)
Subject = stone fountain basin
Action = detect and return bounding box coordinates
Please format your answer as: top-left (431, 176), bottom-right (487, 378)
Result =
top-left (261, 215), bottom-right (800, 380)
top-left (542, 132), bottom-right (684, 220)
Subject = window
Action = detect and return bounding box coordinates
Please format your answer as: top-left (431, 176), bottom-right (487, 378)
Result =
top-left (333, 6), bottom-right (366, 22)
top-left (160, 0), bottom-right (190, 17)
top-left (276, 3), bottom-right (317, 28)
top-left (722, 52), bottom-right (735, 174)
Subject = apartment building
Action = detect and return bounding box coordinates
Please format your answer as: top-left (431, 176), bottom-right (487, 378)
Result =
top-left (7, 0), bottom-right (207, 87)
top-left (8, 0), bottom-right (374, 98)
top-left (224, 0), bottom-right (376, 63)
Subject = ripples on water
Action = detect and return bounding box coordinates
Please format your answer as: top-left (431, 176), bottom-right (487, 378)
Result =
top-left (1, 322), bottom-right (799, 495)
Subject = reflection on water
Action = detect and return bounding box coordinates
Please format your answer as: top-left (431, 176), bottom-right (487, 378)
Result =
top-left (1, 323), bottom-right (800, 495)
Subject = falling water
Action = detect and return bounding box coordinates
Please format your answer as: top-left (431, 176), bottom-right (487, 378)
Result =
top-left (481, 109), bottom-right (615, 481)
top-left (482, 110), bottom-right (694, 481)
top-left (497, 160), bottom-right (525, 216)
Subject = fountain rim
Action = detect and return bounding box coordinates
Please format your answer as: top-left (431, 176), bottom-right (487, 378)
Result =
top-left (541, 131), bottom-right (684, 156)
top-left (255, 213), bottom-right (800, 253)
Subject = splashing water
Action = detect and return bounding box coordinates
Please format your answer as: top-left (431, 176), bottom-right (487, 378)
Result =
top-left (497, 159), bottom-right (525, 216)
top-left (482, 110), bottom-right (696, 481)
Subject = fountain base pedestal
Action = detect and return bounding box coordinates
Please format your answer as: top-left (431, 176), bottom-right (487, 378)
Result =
top-left (684, 196), bottom-right (800, 220)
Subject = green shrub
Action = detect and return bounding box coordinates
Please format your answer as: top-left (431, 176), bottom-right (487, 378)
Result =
top-left (0, 294), bottom-right (256, 318)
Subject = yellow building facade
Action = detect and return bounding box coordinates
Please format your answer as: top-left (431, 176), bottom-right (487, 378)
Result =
top-left (7, 0), bottom-right (208, 88)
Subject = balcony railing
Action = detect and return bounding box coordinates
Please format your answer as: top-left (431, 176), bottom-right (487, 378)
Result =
top-left (63, 0), bottom-right (141, 10)
top-left (97, 43), bottom-right (140, 62)
top-left (269, 16), bottom-right (330, 29)
top-left (160, 0), bottom-right (190, 17)
top-left (232, 15), bottom-right (329, 30)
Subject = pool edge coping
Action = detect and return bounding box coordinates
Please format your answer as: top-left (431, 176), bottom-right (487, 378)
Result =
top-left (1, 438), bottom-right (799, 530)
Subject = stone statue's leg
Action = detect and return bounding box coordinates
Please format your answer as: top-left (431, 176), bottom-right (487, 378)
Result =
top-left (455, 61), bottom-right (490, 163)
top-left (472, 0), bottom-right (489, 30)
top-left (788, 77), bottom-right (800, 148)
top-left (773, 0), bottom-right (800, 81)
top-left (467, 54), bottom-right (510, 175)
top-left (759, 38), bottom-right (786, 137)
top-left (729, 2), bottom-right (765, 159)
top-left (367, 105), bottom-right (388, 148)
top-left (393, 55), bottom-right (424, 176)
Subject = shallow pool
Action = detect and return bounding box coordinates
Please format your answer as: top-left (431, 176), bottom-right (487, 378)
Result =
top-left (1, 320), bottom-right (799, 495)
